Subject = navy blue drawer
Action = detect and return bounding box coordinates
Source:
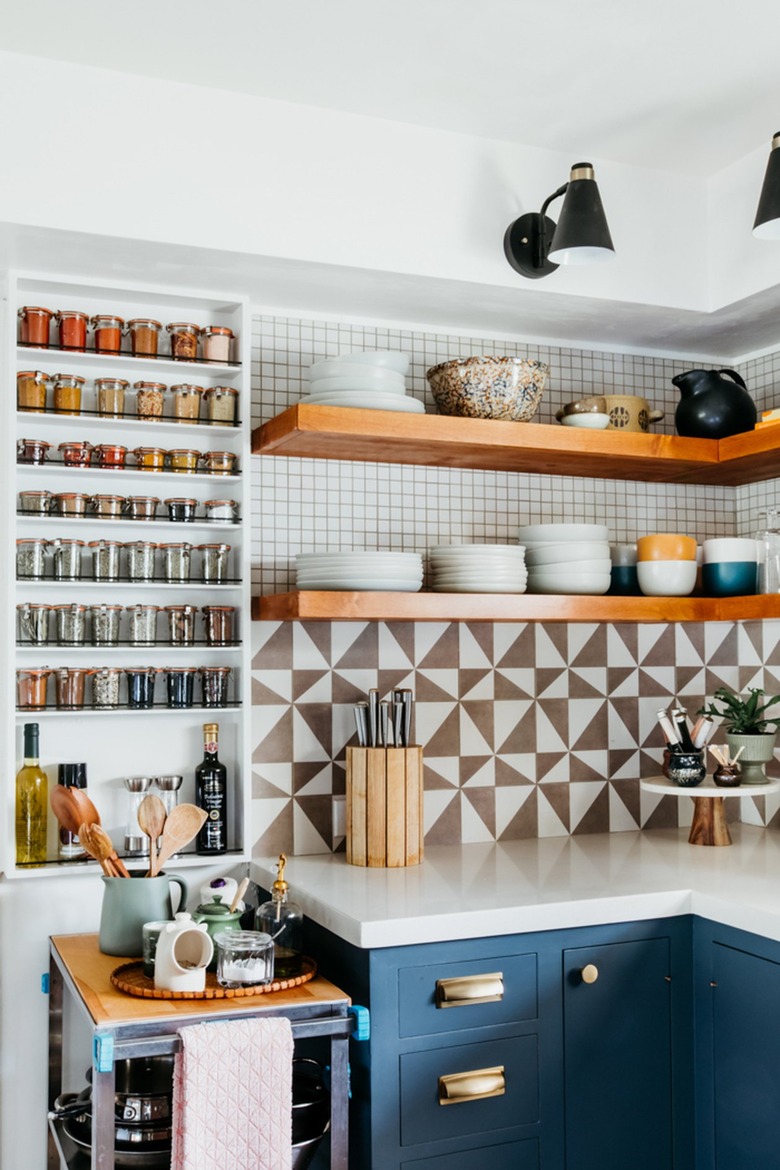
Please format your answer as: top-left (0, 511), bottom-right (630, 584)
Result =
top-left (398, 951), bottom-right (537, 1038)
top-left (402, 1136), bottom-right (539, 1169)
top-left (400, 1034), bottom-right (539, 1146)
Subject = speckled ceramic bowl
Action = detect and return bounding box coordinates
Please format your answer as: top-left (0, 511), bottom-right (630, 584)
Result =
top-left (425, 356), bottom-right (549, 422)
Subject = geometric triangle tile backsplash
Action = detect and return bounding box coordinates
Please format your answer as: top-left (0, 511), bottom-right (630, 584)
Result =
top-left (250, 618), bottom-right (780, 856)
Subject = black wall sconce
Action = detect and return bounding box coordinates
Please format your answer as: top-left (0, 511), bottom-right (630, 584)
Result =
top-left (753, 132), bottom-right (780, 238)
top-left (504, 162), bottom-right (615, 279)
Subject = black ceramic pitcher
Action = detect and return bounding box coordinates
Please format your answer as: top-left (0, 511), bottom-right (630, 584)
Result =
top-left (672, 368), bottom-right (756, 439)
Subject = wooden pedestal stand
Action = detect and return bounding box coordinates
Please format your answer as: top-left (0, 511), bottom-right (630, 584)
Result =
top-left (640, 777), bottom-right (780, 846)
top-left (346, 746), bottom-right (423, 867)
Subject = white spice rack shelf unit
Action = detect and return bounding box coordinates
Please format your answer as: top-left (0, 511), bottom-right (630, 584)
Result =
top-left (3, 271), bottom-right (252, 880)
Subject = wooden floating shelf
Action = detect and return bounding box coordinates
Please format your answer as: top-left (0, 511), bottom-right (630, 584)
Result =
top-left (252, 591), bottom-right (780, 623)
top-left (252, 404), bottom-right (780, 486)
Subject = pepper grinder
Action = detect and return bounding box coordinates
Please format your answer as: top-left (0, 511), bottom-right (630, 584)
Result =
top-left (123, 776), bottom-right (152, 855)
top-left (154, 774), bottom-right (183, 855)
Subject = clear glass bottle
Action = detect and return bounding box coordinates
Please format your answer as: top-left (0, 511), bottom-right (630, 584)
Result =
top-left (16, 723), bottom-right (48, 866)
top-left (255, 854), bottom-right (303, 978)
top-left (757, 508), bottom-right (780, 593)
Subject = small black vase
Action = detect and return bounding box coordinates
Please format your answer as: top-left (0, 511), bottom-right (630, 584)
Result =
top-left (672, 368), bottom-right (756, 440)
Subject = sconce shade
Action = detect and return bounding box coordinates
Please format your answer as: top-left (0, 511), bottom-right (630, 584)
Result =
top-left (753, 133), bottom-right (780, 239)
top-left (547, 163), bottom-right (615, 266)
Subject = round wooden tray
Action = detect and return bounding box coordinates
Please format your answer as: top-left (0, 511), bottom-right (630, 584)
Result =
top-left (111, 956), bottom-right (317, 1000)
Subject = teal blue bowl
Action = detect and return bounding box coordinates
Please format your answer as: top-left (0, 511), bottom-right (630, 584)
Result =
top-left (702, 561), bottom-right (757, 597)
top-left (609, 565), bottom-right (641, 596)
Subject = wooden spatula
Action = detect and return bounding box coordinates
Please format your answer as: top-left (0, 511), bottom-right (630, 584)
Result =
top-left (137, 794), bottom-right (167, 877)
top-left (151, 804), bottom-right (208, 875)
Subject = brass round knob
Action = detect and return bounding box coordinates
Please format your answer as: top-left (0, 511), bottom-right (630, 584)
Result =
top-left (581, 964), bottom-right (599, 984)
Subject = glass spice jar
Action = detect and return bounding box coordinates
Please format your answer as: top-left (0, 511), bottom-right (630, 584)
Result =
top-left (170, 384), bottom-right (203, 422)
top-left (17, 438), bottom-right (51, 465)
top-left (95, 377), bottom-right (128, 418)
top-left (126, 318), bottom-right (162, 357)
top-left (91, 667), bottom-right (122, 709)
top-left (167, 321), bottom-right (200, 360)
top-left (54, 667), bottom-right (88, 710)
top-left (53, 603), bottom-right (87, 646)
top-left (164, 497), bottom-right (197, 522)
top-left (123, 496), bottom-right (160, 521)
top-left (55, 310), bottom-right (88, 351)
top-left (52, 492), bottom-right (90, 517)
top-left (203, 385), bottom-right (238, 426)
top-left (202, 450), bottom-right (238, 476)
top-left (134, 381), bottom-right (166, 420)
top-left (93, 444), bottom-right (127, 469)
top-left (133, 446), bottom-right (167, 472)
top-left (200, 665), bottom-right (231, 708)
top-left (202, 605), bottom-right (236, 646)
top-left (198, 543), bottom-right (231, 582)
top-left (91, 314), bottom-right (124, 353)
top-left (51, 372), bottom-right (85, 415)
top-left (168, 448), bottom-right (200, 473)
top-left (58, 441), bottom-right (92, 468)
top-left (125, 667), bottom-right (158, 708)
top-left (16, 538), bottom-right (48, 579)
top-left (17, 603), bottom-right (52, 644)
top-left (50, 538), bottom-right (85, 580)
top-left (16, 668), bottom-right (52, 709)
top-left (204, 498), bottom-right (239, 522)
top-left (17, 370), bottom-right (49, 412)
top-left (160, 542), bottom-right (192, 582)
top-left (163, 667), bottom-right (197, 708)
top-left (124, 541), bottom-right (158, 581)
top-left (88, 539), bottom-right (122, 581)
top-left (19, 490), bottom-right (53, 515)
top-left (165, 604), bottom-right (197, 645)
top-left (18, 305), bottom-right (53, 347)
top-left (200, 325), bottom-right (234, 363)
top-left (126, 604), bottom-right (160, 644)
top-left (90, 494), bottom-right (125, 519)
top-left (90, 604), bottom-right (122, 645)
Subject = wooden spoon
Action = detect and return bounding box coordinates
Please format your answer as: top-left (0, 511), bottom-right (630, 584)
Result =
top-left (69, 787), bottom-right (102, 827)
top-left (50, 786), bottom-right (88, 839)
top-left (79, 823), bottom-right (131, 878)
top-left (229, 876), bottom-right (250, 914)
top-left (153, 804), bottom-right (208, 874)
top-left (137, 794), bottom-right (167, 878)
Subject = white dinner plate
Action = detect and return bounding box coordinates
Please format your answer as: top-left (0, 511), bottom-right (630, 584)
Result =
top-left (431, 581), bottom-right (528, 594)
top-left (301, 393), bottom-right (425, 414)
top-left (296, 578), bottom-right (423, 592)
top-left (309, 372), bottom-right (407, 394)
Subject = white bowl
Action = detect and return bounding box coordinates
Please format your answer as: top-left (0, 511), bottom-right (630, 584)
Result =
top-left (524, 542), bottom-right (611, 566)
top-left (526, 573), bottom-right (611, 595)
top-left (636, 559), bottom-right (698, 596)
top-left (432, 571), bottom-right (528, 584)
top-left (310, 351), bottom-right (409, 377)
top-left (702, 537), bottom-right (759, 564)
top-left (529, 557), bottom-right (611, 574)
top-left (518, 523), bottom-right (610, 543)
top-left (560, 413), bottom-right (610, 430)
top-left (432, 580), bottom-right (528, 594)
top-left (309, 371), bottom-right (407, 394)
top-left (430, 543), bottom-right (526, 556)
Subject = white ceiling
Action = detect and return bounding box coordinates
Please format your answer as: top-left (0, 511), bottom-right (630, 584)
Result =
top-left (2, 0), bottom-right (779, 176)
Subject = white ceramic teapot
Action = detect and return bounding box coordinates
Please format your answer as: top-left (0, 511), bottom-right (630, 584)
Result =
top-left (153, 913), bottom-right (214, 993)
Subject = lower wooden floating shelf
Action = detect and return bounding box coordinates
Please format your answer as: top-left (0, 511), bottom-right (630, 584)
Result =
top-left (252, 591), bottom-right (780, 623)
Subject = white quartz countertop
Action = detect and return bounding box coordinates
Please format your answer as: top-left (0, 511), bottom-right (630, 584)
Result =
top-left (252, 825), bottom-right (780, 949)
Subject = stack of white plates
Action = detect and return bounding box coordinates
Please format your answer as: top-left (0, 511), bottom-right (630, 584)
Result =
top-left (518, 523), bottom-right (611, 595)
top-left (429, 544), bottom-right (528, 593)
top-left (302, 351), bottom-right (424, 414)
top-left (295, 551), bottom-right (424, 592)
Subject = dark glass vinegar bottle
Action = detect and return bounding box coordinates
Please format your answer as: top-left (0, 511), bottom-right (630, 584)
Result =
top-left (195, 722), bottom-right (227, 855)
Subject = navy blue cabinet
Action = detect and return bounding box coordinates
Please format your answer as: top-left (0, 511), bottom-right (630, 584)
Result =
top-left (306, 917), bottom-right (693, 1170)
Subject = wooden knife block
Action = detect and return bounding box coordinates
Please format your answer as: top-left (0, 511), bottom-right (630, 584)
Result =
top-left (346, 746), bottom-right (424, 867)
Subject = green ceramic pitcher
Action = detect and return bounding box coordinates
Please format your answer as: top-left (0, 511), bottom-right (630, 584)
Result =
top-left (98, 872), bottom-right (189, 957)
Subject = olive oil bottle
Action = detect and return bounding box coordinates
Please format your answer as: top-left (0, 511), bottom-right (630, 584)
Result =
top-left (16, 722), bottom-right (48, 866)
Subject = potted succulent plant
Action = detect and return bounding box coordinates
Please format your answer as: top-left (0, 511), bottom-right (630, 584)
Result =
top-left (698, 687), bottom-right (780, 785)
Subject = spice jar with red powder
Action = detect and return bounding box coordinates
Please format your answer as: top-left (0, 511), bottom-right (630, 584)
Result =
top-left (90, 314), bottom-right (124, 353)
top-left (167, 322), bottom-right (199, 360)
top-left (51, 372), bottom-right (85, 416)
top-left (93, 444), bottom-right (127, 470)
top-left (55, 310), bottom-right (88, 351)
top-left (127, 318), bottom-right (162, 357)
top-left (201, 326), bottom-right (234, 363)
top-left (58, 441), bottom-right (93, 468)
top-left (18, 306), bottom-right (53, 347)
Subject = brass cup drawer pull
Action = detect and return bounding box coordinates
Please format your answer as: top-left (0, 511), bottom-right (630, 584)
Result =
top-left (438, 1065), bottom-right (506, 1106)
top-left (580, 964), bottom-right (599, 984)
top-left (435, 971), bottom-right (504, 1008)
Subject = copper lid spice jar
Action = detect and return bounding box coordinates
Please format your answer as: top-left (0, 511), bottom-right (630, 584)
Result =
top-left (16, 538), bottom-right (49, 579)
top-left (202, 450), bottom-right (238, 476)
top-left (58, 441), bottom-right (92, 468)
top-left (90, 604), bottom-right (122, 646)
top-left (126, 318), bottom-right (162, 357)
top-left (90, 494), bottom-right (125, 519)
top-left (19, 490), bottom-right (53, 515)
top-left (133, 446), bottom-right (167, 472)
top-left (124, 541), bottom-right (158, 581)
top-left (17, 370), bottom-right (49, 413)
top-left (165, 604), bottom-right (197, 645)
top-left (203, 386), bottom-right (238, 426)
top-left (202, 605), bottom-right (236, 646)
top-left (54, 667), bottom-right (89, 710)
top-left (204, 498), bottom-right (239, 522)
top-left (198, 542), bottom-right (231, 582)
top-left (164, 497), bottom-right (197, 522)
top-left (52, 492), bottom-right (90, 518)
top-left (93, 444), bottom-right (127, 470)
top-left (50, 538), bottom-right (85, 579)
top-left (18, 305), bottom-right (54, 347)
top-left (51, 372), bottom-right (85, 416)
top-left (53, 603), bottom-right (87, 646)
top-left (91, 314), bottom-right (124, 353)
top-left (168, 448), bottom-right (200, 474)
top-left (160, 541), bottom-right (192, 582)
top-left (134, 381), bottom-right (166, 421)
top-left (125, 666), bottom-right (159, 709)
top-left (17, 438), bottom-right (51, 465)
top-left (95, 377), bottom-right (128, 418)
top-left (170, 383), bottom-right (203, 422)
top-left (200, 665), bottom-right (231, 708)
top-left (123, 496), bottom-right (160, 521)
top-left (55, 310), bottom-right (88, 352)
top-left (88, 539), bottom-right (122, 581)
top-left (91, 667), bottom-right (122, 709)
top-left (126, 604), bottom-right (160, 645)
top-left (17, 603), bottom-right (52, 644)
top-left (167, 321), bottom-right (200, 360)
top-left (201, 325), bottom-right (234, 363)
top-left (16, 668), bottom-right (52, 710)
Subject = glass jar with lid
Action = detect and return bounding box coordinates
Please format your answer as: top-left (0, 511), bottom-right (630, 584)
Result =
top-left (124, 541), bottom-right (158, 581)
top-left (198, 543), bottom-right (231, 582)
top-left (160, 542), bottom-right (192, 582)
top-left (16, 538), bottom-right (48, 579)
top-left (757, 509), bottom-right (780, 593)
top-left (19, 490), bottom-right (53, 515)
top-left (17, 370), bottom-right (49, 412)
top-left (126, 318), bottom-right (162, 357)
top-left (90, 494), bottom-right (125, 519)
top-left (88, 539), bottom-right (122, 581)
top-left (51, 372), bottom-right (84, 415)
top-left (54, 310), bottom-right (88, 351)
top-left (125, 667), bottom-right (158, 709)
top-left (202, 450), bottom-right (238, 476)
top-left (52, 603), bottom-right (87, 646)
top-left (58, 441), bottom-right (92, 468)
top-left (134, 381), bottom-right (166, 420)
top-left (90, 314), bottom-right (124, 353)
top-left (165, 497), bottom-right (197, 522)
top-left (204, 498), bottom-right (239, 522)
top-left (95, 377), bottom-right (128, 417)
top-left (200, 665), bottom-right (232, 707)
top-left (126, 604), bottom-right (160, 645)
top-left (50, 538), bottom-right (85, 580)
top-left (17, 603), bottom-right (52, 644)
top-left (167, 321), bottom-right (200, 360)
top-left (54, 667), bottom-right (88, 710)
top-left (123, 496), bottom-right (160, 521)
top-left (18, 306), bottom-right (53, 347)
top-left (91, 668), bottom-right (122, 709)
top-left (16, 668), bottom-right (52, 709)
top-left (17, 438), bottom-right (51, 465)
top-left (165, 604), bottom-right (197, 645)
top-left (202, 605), bottom-right (236, 646)
top-left (170, 383), bottom-right (203, 422)
top-left (201, 326), bottom-right (234, 363)
top-left (133, 446), bottom-right (167, 472)
top-left (90, 604), bottom-right (123, 645)
top-left (52, 492), bottom-right (90, 517)
top-left (93, 444), bottom-right (127, 469)
top-left (168, 448), bottom-right (200, 474)
top-left (203, 385), bottom-right (238, 426)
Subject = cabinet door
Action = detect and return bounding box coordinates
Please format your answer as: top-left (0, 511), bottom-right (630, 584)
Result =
top-left (563, 938), bottom-right (673, 1170)
top-left (709, 941), bottom-right (780, 1169)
